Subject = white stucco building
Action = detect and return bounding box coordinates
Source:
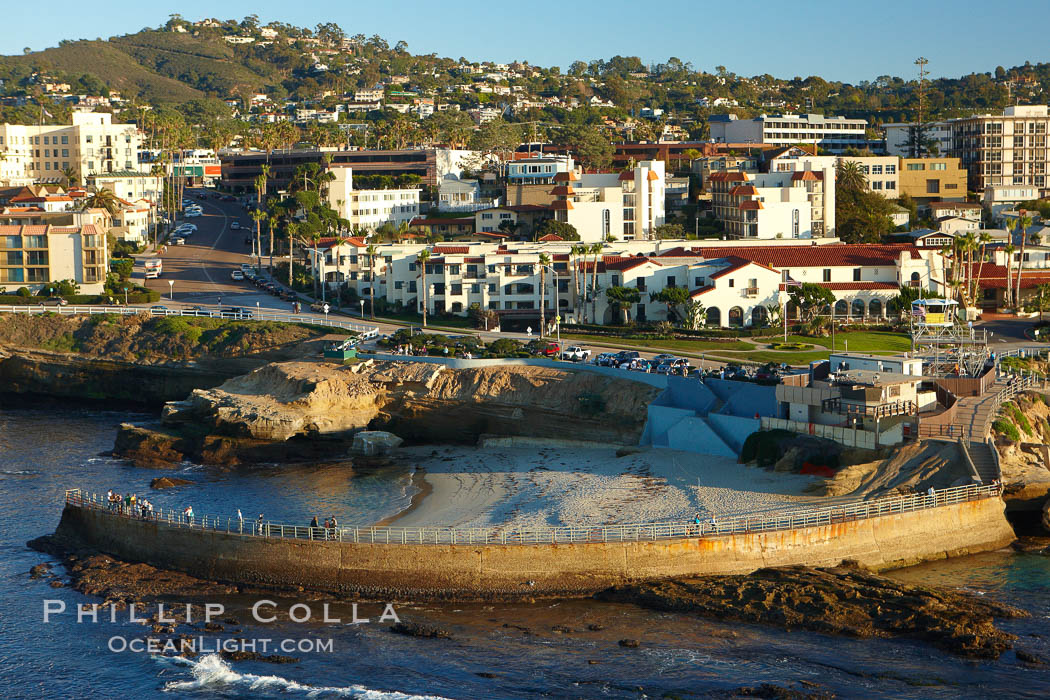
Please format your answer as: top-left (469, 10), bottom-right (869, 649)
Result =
top-left (709, 113), bottom-right (868, 154)
top-left (326, 167), bottom-right (420, 230)
top-left (0, 113), bottom-right (142, 186)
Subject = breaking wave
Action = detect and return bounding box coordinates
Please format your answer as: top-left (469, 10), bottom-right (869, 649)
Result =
top-left (156, 654), bottom-right (451, 699)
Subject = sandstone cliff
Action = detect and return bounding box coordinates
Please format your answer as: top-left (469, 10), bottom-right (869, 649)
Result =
top-left (117, 360), bottom-right (661, 465)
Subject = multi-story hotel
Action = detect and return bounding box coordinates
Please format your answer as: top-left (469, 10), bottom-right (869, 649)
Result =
top-left (0, 113), bottom-right (142, 186)
top-left (309, 238), bottom-right (942, 329)
top-left (0, 223), bottom-right (108, 294)
top-left (709, 113), bottom-right (869, 154)
top-left (325, 167), bottom-right (420, 230)
top-left (886, 106), bottom-right (1050, 196)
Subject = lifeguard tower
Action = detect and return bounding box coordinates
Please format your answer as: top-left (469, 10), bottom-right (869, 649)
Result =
top-left (909, 298), bottom-right (989, 377)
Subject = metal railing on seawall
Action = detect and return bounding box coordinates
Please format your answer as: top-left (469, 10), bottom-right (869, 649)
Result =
top-left (63, 482), bottom-right (1003, 547)
top-left (0, 305), bottom-right (379, 339)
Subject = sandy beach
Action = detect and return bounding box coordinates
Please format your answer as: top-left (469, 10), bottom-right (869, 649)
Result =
top-left (382, 443), bottom-right (825, 529)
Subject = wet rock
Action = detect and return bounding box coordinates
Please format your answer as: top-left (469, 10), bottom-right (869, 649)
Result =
top-left (596, 564), bottom-right (1029, 659)
top-left (49, 580), bottom-right (64, 588)
top-left (223, 617), bottom-right (239, 625)
top-left (30, 563), bottom-right (51, 578)
top-left (351, 430), bottom-right (403, 457)
top-left (150, 477), bottom-right (193, 490)
top-left (1042, 498), bottom-right (1050, 534)
top-left (1016, 649), bottom-right (1047, 665)
top-left (389, 622), bottom-right (452, 639)
top-left (220, 650), bottom-right (298, 664)
top-left (475, 672), bottom-right (499, 679)
top-left (586, 623), bottom-right (604, 631)
top-left (618, 639), bottom-right (640, 648)
top-left (587, 660), bottom-right (601, 665)
top-left (615, 447), bottom-right (641, 458)
top-left (203, 622), bottom-right (224, 632)
top-left (551, 625), bottom-right (572, 634)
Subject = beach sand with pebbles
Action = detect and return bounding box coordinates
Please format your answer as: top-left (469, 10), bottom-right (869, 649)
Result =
top-left (381, 443), bottom-right (826, 529)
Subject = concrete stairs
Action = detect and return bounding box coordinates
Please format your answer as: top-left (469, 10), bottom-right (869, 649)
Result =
top-left (966, 440), bottom-right (1000, 483)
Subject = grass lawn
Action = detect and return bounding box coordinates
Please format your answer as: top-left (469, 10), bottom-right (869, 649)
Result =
top-left (755, 331), bottom-right (910, 355)
top-left (560, 333), bottom-right (754, 352)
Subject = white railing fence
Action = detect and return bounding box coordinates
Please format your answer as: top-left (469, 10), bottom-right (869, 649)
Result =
top-left (64, 482), bottom-right (1002, 547)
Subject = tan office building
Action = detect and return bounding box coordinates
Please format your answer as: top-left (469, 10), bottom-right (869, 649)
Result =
top-left (898, 158), bottom-right (968, 204)
top-left (0, 223), bottom-right (108, 294)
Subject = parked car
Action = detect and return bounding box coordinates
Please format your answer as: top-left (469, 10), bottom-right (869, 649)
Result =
top-left (560, 346), bottom-right (591, 361)
top-left (149, 305), bottom-right (170, 314)
top-left (220, 307), bottom-right (253, 319)
top-left (230, 221), bottom-right (240, 230)
top-left (310, 301), bottom-right (331, 313)
top-left (652, 353), bottom-right (677, 364)
top-left (595, 352), bottom-right (618, 367)
top-left (184, 210), bottom-right (201, 218)
top-left (614, 350), bottom-right (640, 366)
top-left (171, 237), bottom-right (185, 245)
top-left (175, 223), bottom-right (197, 232)
top-left (657, 358), bottom-right (692, 375)
top-left (231, 270), bottom-right (244, 281)
top-left (41, 297), bottom-right (68, 306)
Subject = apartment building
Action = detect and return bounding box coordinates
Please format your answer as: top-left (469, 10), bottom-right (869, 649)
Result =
top-left (0, 113), bottom-right (142, 186)
top-left (88, 171), bottom-right (164, 205)
top-left (837, 155), bottom-right (899, 194)
top-left (709, 113), bottom-right (868, 154)
top-left (692, 153), bottom-right (760, 190)
top-left (326, 167), bottom-right (420, 230)
top-left (306, 238), bottom-right (941, 329)
top-left (983, 184), bottom-right (1039, 223)
top-left (898, 157), bottom-right (968, 204)
top-left (888, 106), bottom-right (1050, 196)
top-left (884, 121), bottom-right (954, 158)
top-left (0, 223), bottom-right (108, 294)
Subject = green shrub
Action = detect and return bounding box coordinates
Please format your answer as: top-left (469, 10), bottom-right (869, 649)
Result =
top-left (1005, 402), bottom-right (1033, 436)
top-left (993, 418), bottom-right (1021, 442)
top-left (16, 287), bottom-right (31, 298)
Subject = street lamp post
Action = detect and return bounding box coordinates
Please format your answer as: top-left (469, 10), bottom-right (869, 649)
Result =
top-left (542, 264), bottom-right (560, 343)
top-left (167, 280), bottom-right (174, 301)
top-left (359, 299), bottom-right (365, 319)
top-left (123, 286), bottom-right (128, 305)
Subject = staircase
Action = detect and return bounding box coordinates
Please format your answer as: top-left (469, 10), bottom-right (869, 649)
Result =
top-left (965, 440), bottom-right (1000, 483)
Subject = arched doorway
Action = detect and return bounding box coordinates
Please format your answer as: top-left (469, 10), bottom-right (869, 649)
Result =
top-left (751, 306), bottom-right (768, 327)
top-left (869, 298), bottom-right (883, 318)
top-left (834, 299), bottom-right (848, 317)
top-left (728, 306), bottom-right (744, 327)
top-left (851, 298), bottom-right (866, 318)
top-left (706, 307), bottom-right (721, 327)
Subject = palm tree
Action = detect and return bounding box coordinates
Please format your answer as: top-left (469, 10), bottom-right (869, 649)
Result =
top-left (538, 252), bottom-right (551, 337)
top-left (604, 286), bottom-right (641, 325)
top-left (308, 231), bottom-right (323, 299)
top-left (250, 209), bottom-right (266, 272)
top-left (60, 166), bottom-right (78, 188)
top-left (1037, 283), bottom-right (1050, 321)
top-left (973, 231), bottom-right (993, 308)
top-left (1014, 212), bottom-right (1033, 310)
top-left (836, 160), bottom-right (867, 193)
top-left (82, 187), bottom-right (119, 219)
top-left (959, 231), bottom-right (977, 307)
top-left (588, 242), bottom-right (603, 323)
top-left (365, 243), bottom-right (379, 320)
top-left (286, 221), bottom-right (300, 288)
top-left (570, 244), bottom-right (585, 321)
top-left (1004, 243), bottom-right (1016, 309)
top-left (416, 249), bottom-right (431, 328)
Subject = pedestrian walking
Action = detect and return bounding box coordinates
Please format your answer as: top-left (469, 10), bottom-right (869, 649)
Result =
top-left (237, 508), bottom-right (243, 533)
top-left (257, 513), bottom-right (264, 535)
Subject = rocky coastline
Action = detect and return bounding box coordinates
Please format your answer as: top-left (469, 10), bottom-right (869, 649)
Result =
top-left (111, 359), bottom-right (660, 466)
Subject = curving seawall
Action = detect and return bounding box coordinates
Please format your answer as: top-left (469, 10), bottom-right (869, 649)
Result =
top-left (55, 497), bottom-right (1016, 600)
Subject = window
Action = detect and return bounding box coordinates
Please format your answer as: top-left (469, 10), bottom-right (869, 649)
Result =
top-left (885, 181), bottom-right (896, 189)
top-left (481, 213), bottom-right (493, 220)
top-left (871, 165), bottom-right (882, 174)
top-left (728, 278), bottom-right (735, 287)
top-left (926, 179), bottom-right (940, 194)
top-left (394, 281), bottom-right (403, 290)
top-left (853, 268), bottom-right (861, 281)
top-left (26, 251), bottom-right (48, 265)
top-left (930, 163), bottom-right (946, 171)
top-left (885, 164), bottom-right (896, 174)
top-left (906, 163), bottom-right (924, 171)
top-left (823, 269), bottom-right (831, 282)
top-left (872, 181), bottom-right (883, 190)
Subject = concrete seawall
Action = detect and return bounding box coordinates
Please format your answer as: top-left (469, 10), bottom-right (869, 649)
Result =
top-left (55, 497), bottom-right (1016, 600)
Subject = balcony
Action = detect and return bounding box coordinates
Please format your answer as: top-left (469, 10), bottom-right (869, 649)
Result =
top-left (744, 287), bottom-right (759, 297)
top-left (821, 398), bottom-right (916, 419)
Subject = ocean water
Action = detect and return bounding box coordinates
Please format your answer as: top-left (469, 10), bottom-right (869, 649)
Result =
top-left (2, 405), bottom-right (1050, 699)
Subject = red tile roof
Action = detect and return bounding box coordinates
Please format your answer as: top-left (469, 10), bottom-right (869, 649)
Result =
top-left (790, 171), bottom-right (822, 181)
top-left (550, 185), bottom-right (575, 195)
top-left (658, 244), bottom-right (921, 267)
top-left (975, 264), bottom-right (1050, 289)
top-left (551, 200), bottom-right (573, 210)
top-left (738, 200), bottom-right (763, 210)
top-left (538, 233), bottom-right (564, 241)
top-left (431, 245), bottom-right (471, 254)
top-left (728, 185), bottom-right (758, 196)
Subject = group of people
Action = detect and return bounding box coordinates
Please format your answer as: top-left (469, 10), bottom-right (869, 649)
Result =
top-left (106, 490), bottom-right (155, 519)
top-left (310, 515), bottom-right (340, 539)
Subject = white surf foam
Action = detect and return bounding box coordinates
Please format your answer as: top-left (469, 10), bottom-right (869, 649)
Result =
top-left (155, 654), bottom-right (451, 699)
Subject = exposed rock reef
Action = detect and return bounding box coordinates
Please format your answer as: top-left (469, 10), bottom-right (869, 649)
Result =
top-left (596, 563), bottom-right (1029, 659)
top-left (114, 360), bottom-right (660, 465)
